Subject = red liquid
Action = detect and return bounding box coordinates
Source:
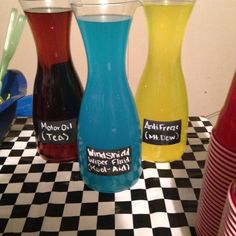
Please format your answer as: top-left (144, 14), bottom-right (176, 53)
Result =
top-left (213, 71), bottom-right (236, 153)
top-left (26, 8), bottom-right (83, 162)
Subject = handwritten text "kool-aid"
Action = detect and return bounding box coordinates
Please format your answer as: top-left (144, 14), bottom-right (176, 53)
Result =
top-left (86, 146), bottom-right (132, 176)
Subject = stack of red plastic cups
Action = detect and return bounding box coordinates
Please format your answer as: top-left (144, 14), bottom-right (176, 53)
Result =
top-left (218, 180), bottom-right (236, 236)
top-left (195, 72), bottom-right (236, 236)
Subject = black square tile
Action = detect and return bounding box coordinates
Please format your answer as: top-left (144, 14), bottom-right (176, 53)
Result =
top-left (115, 229), bottom-right (134, 236)
top-left (0, 184), bottom-right (7, 193)
top-left (11, 205), bottom-right (31, 218)
top-left (9, 149), bottom-right (24, 157)
top-left (19, 156), bottom-right (34, 164)
top-left (142, 161), bottom-right (156, 169)
top-left (80, 203), bottom-right (98, 216)
top-left (99, 193), bottom-right (114, 202)
top-left (77, 230), bottom-right (96, 236)
top-left (21, 183), bottom-right (38, 193)
top-left (133, 214), bottom-right (151, 228)
top-left (45, 203), bottom-right (64, 217)
top-left (60, 216), bottom-right (80, 231)
top-left (29, 164), bottom-right (45, 173)
top-left (186, 169), bottom-right (203, 179)
top-left (10, 174), bottom-right (27, 183)
top-left (40, 172), bottom-right (57, 182)
top-left (0, 193), bottom-right (18, 205)
top-left (0, 219), bottom-right (8, 233)
top-left (153, 228), bottom-right (172, 236)
top-left (97, 215), bottom-right (115, 229)
top-left (71, 171), bottom-right (82, 181)
top-left (115, 201), bottom-right (132, 214)
top-left (131, 189), bottom-right (147, 201)
top-left (181, 200), bottom-right (198, 213)
top-left (58, 163), bottom-right (73, 171)
top-left (145, 178), bottom-right (160, 189)
top-left (149, 199), bottom-right (166, 213)
top-left (162, 188), bottom-right (180, 200)
top-left (170, 161), bottom-right (185, 169)
top-left (26, 142), bottom-right (37, 148)
top-left (0, 165), bottom-right (16, 173)
top-left (168, 213), bottom-right (188, 227)
top-left (175, 178), bottom-right (192, 188)
top-left (191, 145), bottom-right (206, 152)
top-left (158, 169), bottom-right (173, 178)
top-left (182, 152), bottom-right (196, 161)
top-left (52, 182), bottom-right (69, 192)
top-left (32, 192), bottom-right (51, 204)
top-left (66, 191), bottom-right (83, 203)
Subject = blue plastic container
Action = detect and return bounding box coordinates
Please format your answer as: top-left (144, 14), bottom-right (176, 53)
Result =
top-left (0, 70), bottom-right (27, 143)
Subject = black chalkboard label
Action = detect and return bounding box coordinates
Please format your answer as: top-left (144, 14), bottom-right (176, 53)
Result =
top-left (143, 119), bottom-right (181, 145)
top-left (38, 119), bottom-right (77, 144)
top-left (86, 146), bottom-right (132, 176)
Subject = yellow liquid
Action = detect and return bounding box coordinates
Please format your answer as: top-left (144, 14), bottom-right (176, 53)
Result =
top-left (135, 2), bottom-right (194, 162)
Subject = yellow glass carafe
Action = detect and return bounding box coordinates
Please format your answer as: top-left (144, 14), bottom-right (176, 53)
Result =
top-left (135, 0), bottom-right (194, 162)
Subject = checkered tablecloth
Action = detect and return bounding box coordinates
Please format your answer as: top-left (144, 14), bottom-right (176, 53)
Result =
top-left (0, 117), bottom-right (212, 236)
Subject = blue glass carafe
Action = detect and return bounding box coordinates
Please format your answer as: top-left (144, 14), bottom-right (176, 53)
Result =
top-left (72, 0), bottom-right (142, 193)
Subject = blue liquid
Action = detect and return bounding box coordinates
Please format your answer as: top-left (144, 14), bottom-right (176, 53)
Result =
top-left (77, 15), bottom-right (142, 193)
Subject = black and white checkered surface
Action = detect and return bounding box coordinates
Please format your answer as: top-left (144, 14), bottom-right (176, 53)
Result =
top-left (0, 117), bottom-right (212, 236)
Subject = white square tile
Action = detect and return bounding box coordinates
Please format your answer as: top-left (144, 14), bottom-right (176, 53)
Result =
top-left (115, 214), bottom-right (133, 229)
top-left (28, 204), bottom-right (47, 217)
top-left (146, 188), bottom-right (163, 201)
top-left (41, 217), bottom-right (62, 231)
top-left (82, 191), bottom-right (99, 203)
top-left (190, 179), bottom-right (203, 189)
top-left (159, 178), bottom-right (176, 188)
top-left (79, 216), bottom-right (97, 230)
top-left (183, 161), bottom-right (199, 169)
top-left (4, 157), bottom-right (21, 165)
top-left (49, 192), bottom-right (67, 203)
top-left (63, 203), bottom-right (81, 216)
top-left (36, 182), bottom-right (54, 193)
top-left (12, 141), bottom-right (27, 150)
top-left (178, 188), bottom-right (197, 201)
top-left (164, 199), bottom-right (184, 213)
top-left (19, 130), bottom-right (34, 137)
top-left (134, 228), bottom-right (153, 236)
top-left (5, 183), bottom-right (23, 193)
top-left (131, 179), bottom-right (146, 189)
top-left (0, 205), bottom-right (14, 218)
top-left (16, 193), bottom-right (34, 205)
top-left (68, 180), bottom-right (84, 192)
top-left (115, 190), bottom-right (131, 202)
top-left (55, 171), bottom-right (71, 182)
top-left (14, 164), bottom-right (31, 173)
top-left (132, 200), bottom-right (150, 214)
top-left (143, 168), bottom-right (159, 179)
top-left (150, 212), bottom-right (170, 228)
top-left (25, 173), bottom-right (42, 183)
top-left (171, 226), bottom-right (192, 236)
top-left (155, 162), bottom-right (171, 170)
top-left (4, 218), bottom-right (26, 232)
top-left (97, 230), bottom-right (115, 236)
top-left (97, 202), bottom-right (115, 215)
top-left (172, 169), bottom-right (188, 178)
top-left (22, 149), bottom-right (37, 157)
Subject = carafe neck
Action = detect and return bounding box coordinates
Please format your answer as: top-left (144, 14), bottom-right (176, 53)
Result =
top-left (26, 9), bottom-right (72, 67)
top-left (144, 3), bottom-right (193, 66)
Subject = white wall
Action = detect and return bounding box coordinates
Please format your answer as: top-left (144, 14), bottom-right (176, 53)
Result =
top-left (1, 0), bottom-right (236, 124)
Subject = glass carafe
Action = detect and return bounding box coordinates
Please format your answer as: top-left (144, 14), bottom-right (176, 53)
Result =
top-left (72, 0), bottom-right (142, 193)
top-left (135, 0), bottom-right (195, 162)
top-left (19, 0), bottom-right (83, 162)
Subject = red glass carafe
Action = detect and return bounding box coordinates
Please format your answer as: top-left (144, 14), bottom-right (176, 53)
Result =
top-left (20, 0), bottom-right (83, 162)
top-left (213, 71), bottom-right (236, 153)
